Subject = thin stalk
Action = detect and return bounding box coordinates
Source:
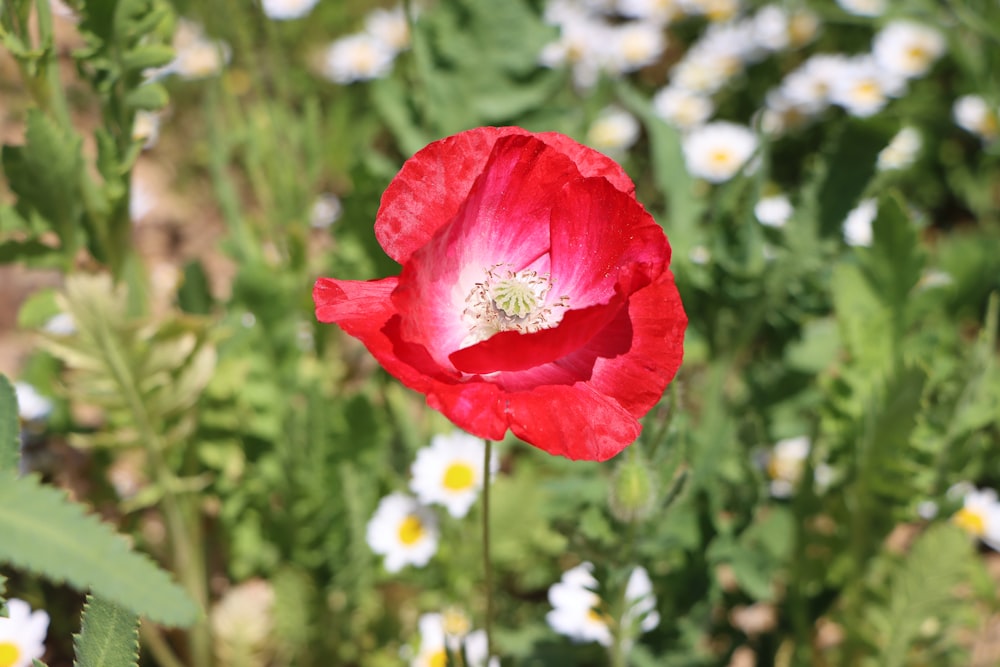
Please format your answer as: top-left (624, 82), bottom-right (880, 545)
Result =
top-left (482, 439), bottom-right (494, 659)
top-left (139, 624), bottom-right (188, 667)
top-left (92, 315), bottom-right (212, 666)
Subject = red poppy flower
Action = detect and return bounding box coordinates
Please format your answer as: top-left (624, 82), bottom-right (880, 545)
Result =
top-left (314, 127), bottom-right (686, 461)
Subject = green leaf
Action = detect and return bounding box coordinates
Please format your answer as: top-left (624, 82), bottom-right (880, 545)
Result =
top-left (0, 473), bottom-right (198, 626)
top-left (859, 193), bottom-right (925, 311)
top-left (865, 523), bottom-right (985, 667)
top-left (73, 596), bottom-right (140, 667)
top-left (120, 43), bottom-right (173, 71)
top-left (803, 120), bottom-right (889, 238)
top-left (1, 110), bottom-right (84, 244)
top-left (124, 83), bottom-right (168, 110)
top-left (0, 375), bottom-right (18, 473)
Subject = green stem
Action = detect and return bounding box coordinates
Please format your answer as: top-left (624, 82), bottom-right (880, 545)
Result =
top-left (92, 314), bottom-right (212, 666)
top-left (482, 439), bottom-right (493, 659)
top-left (32, 0), bottom-right (72, 128)
top-left (139, 624), bottom-right (188, 667)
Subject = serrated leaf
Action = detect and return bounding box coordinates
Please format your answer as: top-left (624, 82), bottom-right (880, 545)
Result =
top-left (0, 375), bottom-right (18, 473)
top-left (73, 596), bottom-right (139, 667)
top-left (0, 473), bottom-right (198, 626)
top-left (124, 83), bottom-right (168, 110)
top-left (866, 523), bottom-right (984, 667)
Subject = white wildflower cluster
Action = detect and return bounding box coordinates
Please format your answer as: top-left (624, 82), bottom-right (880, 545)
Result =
top-left (547, 561), bottom-right (659, 646)
top-left (411, 610), bottom-right (498, 667)
top-left (763, 20), bottom-right (944, 133)
top-left (366, 431), bottom-right (498, 572)
top-left (320, 5), bottom-right (411, 84)
top-left (539, 0), bottom-right (667, 90)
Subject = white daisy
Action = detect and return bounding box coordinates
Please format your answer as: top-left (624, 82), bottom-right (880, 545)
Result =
top-left (953, 94), bottom-right (999, 141)
top-left (309, 193), bottom-right (343, 229)
top-left (546, 562), bottom-right (613, 646)
top-left (14, 383), bottom-right (52, 422)
top-left (167, 20), bottom-right (230, 80)
top-left (411, 613), bottom-right (447, 667)
top-left (0, 599), bottom-right (49, 667)
top-left (652, 85), bottom-right (714, 130)
top-left (621, 566), bottom-right (660, 636)
top-left (365, 6), bottom-right (411, 53)
top-left (681, 121), bottom-right (758, 183)
top-left (952, 486), bottom-right (1000, 551)
top-left (261, 0), bottom-right (319, 20)
top-left (828, 55), bottom-right (906, 118)
top-left (410, 431), bottom-right (497, 519)
top-left (787, 9), bottom-right (820, 49)
top-left (779, 54), bottom-right (849, 116)
top-left (834, 0), bottom-right (884, 17)
top-left (132, 110), bottom-right (162, 149)
top-left (872, 21), bottom-right (946, 80)
top-left (587, 106), bottom-right (640, 156)
top-left (877, 126), bottom-right (922, 171)
top-left (752, 5), bottom-right (790, 53)
top-left (366, 492), bottom-right (439, 572)
top-left (765, 436), bottom-right (810, 498)
top-left (547, 562), bottom-right (659, 647)
top-left (539, 11), bottom-right (611, 90)
top-left (606, 21), bottom-right (666, 74)
top-left (412, 613), bottom-right (498, 667)
top-left (617, 0), bottom-right (681, 25)
top-left (843, 198), bottom-right (877, 247)
top-left (680, 0), bottom-right (741, 22)
top-left (754, 193), bottom-right (793, 228)
top-left (321, 33), bottom-right (397, 84)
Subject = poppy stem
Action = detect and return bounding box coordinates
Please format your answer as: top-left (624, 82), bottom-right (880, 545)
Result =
top-left (483, 438), bottom-right (494, 658)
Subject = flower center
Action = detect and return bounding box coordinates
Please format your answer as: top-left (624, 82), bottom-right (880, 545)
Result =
top-left (0, 642), bottom-right (21, 667)
top-left (953, 507), bottom-right (986, 537)
top-left (398, 514), bottom-right (425, 545)
top-left (462, 265), bottom-right (567, 346)
top-left (427, 649), bottom-right (448, 667)
top-left (442, 462), bottom-right (475, 492)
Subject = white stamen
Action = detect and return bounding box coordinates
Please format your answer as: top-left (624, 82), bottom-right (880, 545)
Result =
top-left (461, 264), bottom-right (568, 346)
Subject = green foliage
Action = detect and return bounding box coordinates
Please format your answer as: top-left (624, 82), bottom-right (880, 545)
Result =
top-left (73, 596), bottom-right (140, 667)
top-left (859, 524), bottom-right (989, 667)
top-left (0, 375), bottom-right (18, 473)
top-left (38, 274), bottom-right (216, 455)
top-left (0, 472), bottom-right (196, 626)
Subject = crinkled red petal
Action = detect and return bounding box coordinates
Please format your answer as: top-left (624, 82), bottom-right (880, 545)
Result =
top-left (375, 126), bottom-right (637, 264)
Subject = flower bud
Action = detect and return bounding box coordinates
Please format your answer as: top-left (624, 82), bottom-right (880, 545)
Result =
top-left (608, 454), bottom-right (657, 523)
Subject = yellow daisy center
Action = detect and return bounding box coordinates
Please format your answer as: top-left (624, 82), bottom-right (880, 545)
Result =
top-left (710, 149), bottom-right (735, 167)
top-left (398, 514), bottom-right (425, 545)
top-left (953, 507), bottom-right (986, 537)
top-left (443, 462), bottom-right (475, 492)
top-left (0, 642), bottom-right (21, 667)
top-left (427, 649), bottom-right (448, 667)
